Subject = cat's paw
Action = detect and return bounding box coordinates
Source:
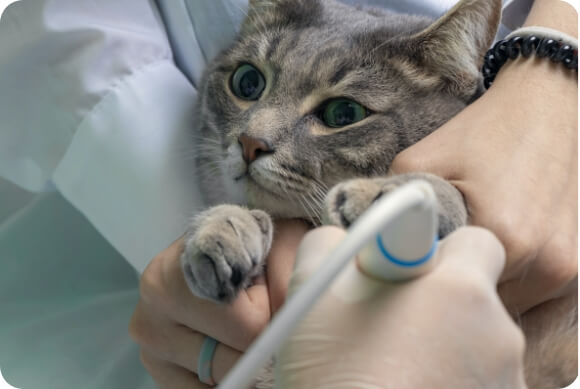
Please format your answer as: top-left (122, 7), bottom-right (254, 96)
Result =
top-left (324, 173), bottom-right (467, 237)
top-left (180, 205), bottom-right (273, 303)
top-left (324, 177), bottom-right (400, 228)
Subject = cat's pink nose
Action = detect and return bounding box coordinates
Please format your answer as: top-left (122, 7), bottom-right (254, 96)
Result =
top-left (238, 134), bottom-right (274, 164)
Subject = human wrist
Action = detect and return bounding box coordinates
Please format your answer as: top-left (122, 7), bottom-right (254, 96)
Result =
top-left (483, 48), bottom-right (577, 139)
top-left (523, 0), bottom-right (577, 38)
top-left (485, 0), bottom-right (577, 120)
top-left (492, 53), bottom-right (577, 98)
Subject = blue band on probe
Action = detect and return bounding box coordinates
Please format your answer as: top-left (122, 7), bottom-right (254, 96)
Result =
top-left (376, 235), bottom-right (438, 267)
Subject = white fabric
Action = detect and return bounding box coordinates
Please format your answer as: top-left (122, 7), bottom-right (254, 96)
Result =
top-left (159, 0), bottom-right (522, 86)
top-left (0, 0), bottom-right (533, 388)
top-left (52, 61), bottom-right (203, 274)
top-left (502, 0), bottom-right (534, 30)
top-left (156, 0), bottom-right (247, 87)
top-left (0, 0), bottom-right (525, 271)
top-left (0, 187), bottom-right (157, 389)
top-left (0, 0), bottom-right (171, 192)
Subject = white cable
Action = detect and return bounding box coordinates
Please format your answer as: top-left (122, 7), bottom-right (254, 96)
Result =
top-left (219, 180), bottom-right (436, 389)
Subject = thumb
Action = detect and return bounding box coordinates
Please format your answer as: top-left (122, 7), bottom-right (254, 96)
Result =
top-left (288, 226), bottom-right (347, 293)
top-left (436, 226), bottom-right (506, 287)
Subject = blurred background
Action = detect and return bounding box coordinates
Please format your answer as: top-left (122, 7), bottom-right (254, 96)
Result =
top-left (0, 1), bottom-right (18, 17)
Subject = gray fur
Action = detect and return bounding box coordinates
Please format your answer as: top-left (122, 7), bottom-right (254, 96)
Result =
top-left (178, 2), bottom-right (577, 388)
top-left (183, 0), bottom-right (499, 303)
top-left (181, 205), bottom-right (273, 302)
top-left (324, 172), bottom-right (467, 237)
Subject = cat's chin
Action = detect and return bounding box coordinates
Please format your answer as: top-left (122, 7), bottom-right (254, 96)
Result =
top-left (250, 197), bottom-right (313, 220)
top-left (243, 179), bottom-right (313, 220)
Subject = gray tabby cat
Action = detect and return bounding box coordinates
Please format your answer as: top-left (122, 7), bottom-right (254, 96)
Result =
top-left (181, 0), bottom-right (489, 302)
top-left (180, 0), bottom-right (577, 387)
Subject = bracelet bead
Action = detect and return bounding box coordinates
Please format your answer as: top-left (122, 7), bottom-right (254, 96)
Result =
top-left (493, 40), bottom-right (508, 63)
top-left (506, 36), bottom-right (522, 59)
top-left (520, 36), bottom-right (539, 57)
top-left (555, 45), bottom-right (573, 62)
top-left (486, 53), bottom-right (499, 70)
top-left (482, 33), bottom-right (577, 89)
top-left (565, 55), bottom-right (577, 70)
top-left (537, 38), bottom-right (558, 58)
top-left (546, 41), bottom-right (562, 61)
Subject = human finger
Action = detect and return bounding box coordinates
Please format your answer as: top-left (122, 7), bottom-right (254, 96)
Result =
top-left (131, 302), bottom-right (242, 384)
top-left (140, 349), bottom-right (211, 389)
top-left (266, 219), bottom-right (311, 313)
top-left (163, 326), bottom-right (240, 383)
top-left (140, 237), bottom-right (270, 351)
top-left (435, 226), bottom-right (506, 286)
top-left (290, 226), bottom-right (347, 288)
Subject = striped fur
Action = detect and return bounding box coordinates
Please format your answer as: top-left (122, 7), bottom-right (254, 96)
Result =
top-left (185, 1), bottom-right (577, 387)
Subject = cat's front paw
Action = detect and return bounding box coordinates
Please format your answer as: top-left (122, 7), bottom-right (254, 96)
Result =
top-left (324, 174), bottom-right (467, 237)
top-left (180, 205), bottom-right (273, 303)
top-left (324, 177), bottom-right (399, 228)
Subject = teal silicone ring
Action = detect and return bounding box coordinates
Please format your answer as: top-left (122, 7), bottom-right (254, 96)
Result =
top-left (198, 336), bottom-right (218, 385)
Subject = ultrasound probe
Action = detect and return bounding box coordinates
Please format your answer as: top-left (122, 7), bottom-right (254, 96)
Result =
top-left (219, 180), bottom-right (439, 389)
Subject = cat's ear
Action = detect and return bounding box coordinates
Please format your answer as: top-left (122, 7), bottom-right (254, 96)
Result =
top-left (241, 0), bottom-right (322, 35)
top-left (405, 0), bottom-right (502, 96)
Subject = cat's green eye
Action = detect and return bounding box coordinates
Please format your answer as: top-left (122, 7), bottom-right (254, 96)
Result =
top-left (230, 64), bottom-right (266, 101)
top-left (321, 98), bottom-right (368, 128)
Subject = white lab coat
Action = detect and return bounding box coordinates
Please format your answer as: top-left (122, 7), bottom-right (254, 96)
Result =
top-left (0, 0), bottom-right (530, 387)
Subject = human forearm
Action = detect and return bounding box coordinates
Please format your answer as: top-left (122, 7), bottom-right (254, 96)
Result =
top-left (489, 0), bottom-right (578, 122)
top-left (492, 0), bottom-right (577, 126)
top-left (390, 0), bottom-right (578, 311)
top-left (524, 0), bottom-right (577, 37)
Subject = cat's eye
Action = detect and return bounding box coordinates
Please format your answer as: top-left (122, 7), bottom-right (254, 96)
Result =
top-left (320, 98), bottom-right (368, 128)
top-left (230, 64), bottom-right (266, 101)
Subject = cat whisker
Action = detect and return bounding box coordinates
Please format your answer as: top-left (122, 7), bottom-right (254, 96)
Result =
top-left (195, 159), bottom-right (228, 171)
top-left (194, 158), bottom-right (229, 174)
top-left (309, 189), bottom-right (324, 217)
top-left (273, 171), bottom-right (310, 187)
top-left (258, 170), bottom-right (310, 194)
top-left (190, 142), bottom-right (223, 152)
top-left (229, 0), bottom-right (250, 21)
top-left (313, 181), bottom-right (328, 199)
top-left (190, 135), bottom-right (223, 145)
top-left (295, 194), bottom-right (312, 221)
top-left (192, 145), bottom-right (225, 157)
top-left (310, 180), bottom-right (329, 205)
top-left (271, 180), bottom-right (308, 218)
top-left (299, 192), bottom-right (319, 223)
top-left (193, 151), bottom-right (224, 161)
top-left (305, 192), bottom-right (323, 224)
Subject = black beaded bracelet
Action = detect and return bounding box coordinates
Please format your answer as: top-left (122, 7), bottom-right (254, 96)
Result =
top-left (482, 34), bottom-right (578, 89)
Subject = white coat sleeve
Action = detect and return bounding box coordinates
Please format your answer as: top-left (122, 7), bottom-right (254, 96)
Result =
top-left (501, 0), bottom-right (534, 30)
top-left (0, 0), bottom-right (214, 273)
top-left (0, 0), bottom-right (531, 274)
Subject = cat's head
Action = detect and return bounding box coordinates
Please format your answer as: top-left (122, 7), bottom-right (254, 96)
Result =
top-left (195, 0), bottom-right (501, 221)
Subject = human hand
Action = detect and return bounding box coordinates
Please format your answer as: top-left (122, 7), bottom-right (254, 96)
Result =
top-left (390, 53), bottom-right (577, 315)
top-left (129, 219), bottom-right (309, 387)
top-left (277, 226), bottom-right (527, 389)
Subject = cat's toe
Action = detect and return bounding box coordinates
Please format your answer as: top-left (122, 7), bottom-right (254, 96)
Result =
top-left (181, 247), bottom-right (250, 303)
top-left (324, 186), bottom-right (351, 227)
top-left (180, 205), bottom-right (273, 303)
top-left (324, 178), bottom-right (388, 228)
